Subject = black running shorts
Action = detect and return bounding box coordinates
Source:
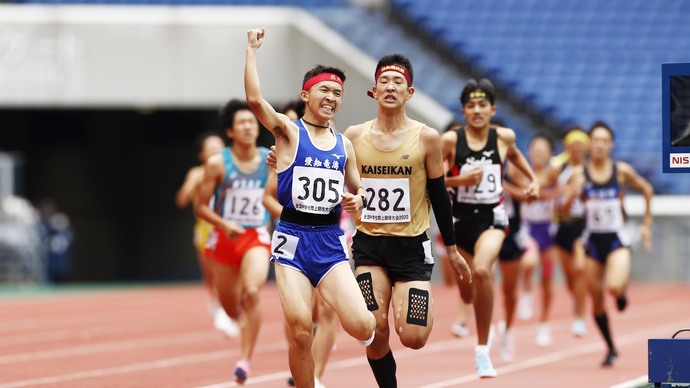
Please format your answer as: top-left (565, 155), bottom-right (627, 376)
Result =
top-left (352, 231), bottom-right (434, 282)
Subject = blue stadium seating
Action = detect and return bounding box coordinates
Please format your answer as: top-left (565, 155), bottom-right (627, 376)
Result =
top-left (10, 0), bottom-right (688, 192)
top-left (15, 0), bottom-right (348, 5)
top-left (311, 7), bottom-right (536, 143)
top-left (392, 0), bottom-right (690, 193)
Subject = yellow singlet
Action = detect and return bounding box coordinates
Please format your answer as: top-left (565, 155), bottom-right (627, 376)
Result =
top-left (191, 190), bottom-right (213, 251)
top-left (355, 119), bottom-right (430, 237)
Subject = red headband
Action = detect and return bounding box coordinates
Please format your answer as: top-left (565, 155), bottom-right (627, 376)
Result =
top-left (375, 64), bottom-right (412, 86)
top-left (302, 73), bottom-right (344, 91)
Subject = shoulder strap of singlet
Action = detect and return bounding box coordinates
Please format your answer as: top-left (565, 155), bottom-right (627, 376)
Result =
top-left (220, 147), bottom-right (233, 173)
top-left (455, 126), bottom-right (467, 148)
top-left (364, 119), bottom-right (375, 134)
top-left (609, 161), bottom-right (618, 186)
top-left (221, 148), bottom-right (232, 169)
top-left (488, 127), bottom-right (498, 149)
top-left (454, 126), bottom-right (467, 165)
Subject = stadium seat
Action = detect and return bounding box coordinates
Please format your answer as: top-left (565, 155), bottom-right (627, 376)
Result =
top-left (390, 0), bottom-right (690, 192)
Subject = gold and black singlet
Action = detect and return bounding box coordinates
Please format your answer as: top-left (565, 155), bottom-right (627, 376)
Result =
top-left (355, 119), bottom-right (430, 237)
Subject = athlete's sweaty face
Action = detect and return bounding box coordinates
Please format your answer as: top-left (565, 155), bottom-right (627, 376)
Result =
top-left (462, 98), bottom-right (495, 129)
top-left (305, 80), bottom-right (342, 121)
top-left (228, 109), bottom-right (260, 146)
top-left (373, 71), bottom-right (412, 107)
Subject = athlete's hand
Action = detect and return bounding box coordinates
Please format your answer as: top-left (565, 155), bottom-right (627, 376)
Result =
top-left (447, 247), bottom-right (472, 283)
top-left (464, 167), bottom-right (483, 186)
top-left (640, 223), bottom-right (653, 251)
top-left (570, 172), bottom-right (586, 195)
top-left (524, 179), bottom-right (541, 201)
top-left (247, 28), bottom-right (265, 49)
top-left (220, 221), bottom-right (246, 239)
top-left (341, 193), bottom-right (362, 214)
top-left (266, 145), bottom-right (277, 169)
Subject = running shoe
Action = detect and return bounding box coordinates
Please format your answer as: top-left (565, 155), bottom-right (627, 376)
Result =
top-left (517, 292), bottom-right (534, 320)
top-left (450, 321), bottom-right (469, 338)
top-left (601, 350), bottom-right (618, 367)
top-left (233, 358), bottom-right (251, 385)
top-left (535, 323), bottom-right (552, 347)
top-left (214, 307), bottom-right (240, 338)
top-left (571, 319), bottom-right (587, 337)
top-left (315, 377), bottom-right (326, 388)
top-left (474, 351), bottom-right (497, 378)
top-left (497, 320), bottom-right (516, 362)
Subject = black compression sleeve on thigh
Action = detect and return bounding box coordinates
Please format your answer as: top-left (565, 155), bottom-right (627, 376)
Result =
top-left (406, 288), bottom-right (429, 327)
top-left (427, 175), bottom-right (456, 246)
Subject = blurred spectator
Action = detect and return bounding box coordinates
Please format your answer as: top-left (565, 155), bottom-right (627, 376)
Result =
top-left (37, 198), bottom-right (74, 283)
top-left (0, 195), bottom-right (45, 283)
top-left (280, 99), bottom-right (306, 120)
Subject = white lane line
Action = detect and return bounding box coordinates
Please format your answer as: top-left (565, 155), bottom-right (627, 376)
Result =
top-left (0, 331), bottom-right (217, 364)
top-left (0, 320), bottom-right (286, 364)
top-left (0, 350), bottom-right (232, 388)
top-left (195, 300), bottom-right (683, 388)
top-left (0, 303), bottom-right (186, 333)
top-left (3, 295), bottom-right (680, 387)
top-left (0, 341), bottom-right (287, 387)
top-left (418, 319), bottom-right (687, 388)
top-left (609, 375), bottom-right (649, 388)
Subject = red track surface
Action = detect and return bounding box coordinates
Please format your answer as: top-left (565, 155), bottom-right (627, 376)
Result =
top-left (1, 282), bottom-right (687, 387)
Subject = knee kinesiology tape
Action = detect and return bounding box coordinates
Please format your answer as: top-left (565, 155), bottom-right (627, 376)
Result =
top-left (406, 287), bottom-right (429, 326)
top-left (356, 272), bottom-right (379, 311)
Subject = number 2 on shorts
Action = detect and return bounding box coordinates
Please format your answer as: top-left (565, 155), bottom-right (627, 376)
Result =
top-left (271, 231), bottom-right (299, 261)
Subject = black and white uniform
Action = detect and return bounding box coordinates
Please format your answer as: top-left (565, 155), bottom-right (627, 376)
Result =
top-left (450, 127), bottom-right (508, 255)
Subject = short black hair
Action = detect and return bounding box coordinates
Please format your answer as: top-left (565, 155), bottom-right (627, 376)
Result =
top-left (281, 99), bottom-right (306, 117)
top-left (375, 54), bottom-right (414, 86)
top-left (460, 78), bottom-right (495, 106)
top-left (302, 65), bottom-right (347, 90)
top-left (193, 130), bottom-right (224, 157)
top-left (219, 99), bottom-right (252, 130)
top-left (588, 120), bottom-right (615, 140)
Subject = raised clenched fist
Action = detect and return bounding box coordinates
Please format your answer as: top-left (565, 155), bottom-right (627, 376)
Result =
top-left (247, 28), bottom-right (265, 49)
